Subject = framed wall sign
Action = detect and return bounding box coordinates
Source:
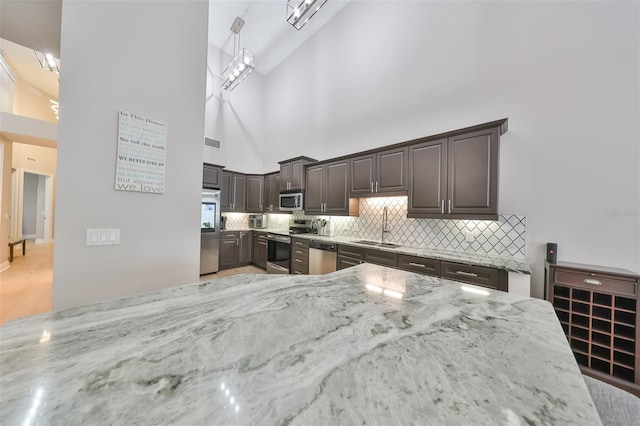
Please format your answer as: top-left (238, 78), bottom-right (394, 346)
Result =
top-left (115, 110), bottom-right (168, 194)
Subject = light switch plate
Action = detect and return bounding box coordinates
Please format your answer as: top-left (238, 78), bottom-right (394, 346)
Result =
top-left (86, 228), bottom-right (120, 246)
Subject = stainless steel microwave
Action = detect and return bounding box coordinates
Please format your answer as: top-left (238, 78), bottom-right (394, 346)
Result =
top-left (279, 191), bottom-right (303, 211)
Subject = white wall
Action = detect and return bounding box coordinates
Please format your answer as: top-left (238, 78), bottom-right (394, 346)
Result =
top-left (0, 137), bottom-right (10, 268)
top-left (53, 0), bottom-right (209, 309)
top-left (203, 43), bottom-right (266, 174)
top-left (259, 1), bottom-right (639, 297)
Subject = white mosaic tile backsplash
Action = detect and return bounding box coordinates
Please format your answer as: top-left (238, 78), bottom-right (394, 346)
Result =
top-left (224, 196), bottom-right (526, 259)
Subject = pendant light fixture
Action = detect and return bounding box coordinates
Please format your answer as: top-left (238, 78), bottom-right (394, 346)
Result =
top-left (34, 50), bottom-right (59, 74)
top-left (286, 0), bottom-right (328, 30)
top-left (221, 17), bottom-right (255, 92)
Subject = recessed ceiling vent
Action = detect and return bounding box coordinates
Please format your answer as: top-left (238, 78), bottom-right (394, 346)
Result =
top-left (205, 138), bottom-right (221, 149)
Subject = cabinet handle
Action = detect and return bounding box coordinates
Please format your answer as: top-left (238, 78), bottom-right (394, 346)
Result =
top-left (448, 200), bottom-right (452, 214)
top-left (583, 278), bottom-right (602, 286)
top-left (259, 242), bottom-right (267, 246)
top-left (455, 270), bottom-right (477, 277)
top-left (441, 200), bottom-right (445, 214)
top-left (236, 239), bottom-right (239, 246)
top-left (375, 181), bottom-right (379, 192)
top-left (295, 250), bottom-right (303, 254)
top-left (294, 271), bottom-right (302, 275)
top-left (409, 262), bottom-right (426, 268)
top-left (370, 182), bottom-right (374, 193)
top-left (295, 259), bottom-right (303, 263)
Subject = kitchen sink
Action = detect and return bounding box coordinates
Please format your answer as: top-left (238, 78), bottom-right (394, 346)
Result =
top-left (378, 242), bottom-right (400, 248)
top-left (353, 240), bottom-right (379, 245)
top-left (353, 240), bottom-right (400, 248)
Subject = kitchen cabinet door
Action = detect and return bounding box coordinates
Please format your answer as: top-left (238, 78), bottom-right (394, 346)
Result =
top-left (377, 147), bottom-right (408, 193)
top-left (272, 173), bottom-right (281, 212)
top-left (252, 232), bottom-right (267, 269)
top-left (232, 174), bottom-right (246, 212)
top-left (219, 233), bottom-right (239, 269)
top-left (280, 162), bottom-right (292, 190)
top-left (447, 128), bottom-right (499, 217)
top-left (305, 164), bottom-right (324, 214)
top-left (324, 160), bottom-right (350, 215)
top-left (203, 164), bottom-right (222, 189)
top-left (220, 171), bottom-right (232, 212)
top-left (350, 154), bottom-right (375, 195)
top-left (263, 174), bottom-right (274, 212)
top-left (408, 139), bottom-right (447, 216)
top-left (279, 157), bottom-right (316, 191)
top-left (246, 175), bottom-right (264, 213)
top-left (290, 160), bottom-right (304, 189)
top-left (238, 231), bottom-right (252, 264)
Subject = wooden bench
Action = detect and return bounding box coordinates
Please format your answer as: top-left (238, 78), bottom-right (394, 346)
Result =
top-left (8, 238), bottom-right (26, 262)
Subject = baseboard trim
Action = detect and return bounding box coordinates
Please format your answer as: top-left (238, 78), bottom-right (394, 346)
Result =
top-left (0, 261), bottom-right (10, 272)
top-left (23, 234), bottom-right (36, 239)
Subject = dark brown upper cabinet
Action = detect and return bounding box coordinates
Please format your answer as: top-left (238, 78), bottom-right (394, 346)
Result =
top-left (350, 147), bottom-right (408, 196)
top-left (221, 171), bottom-right (246, 212)
top-left (305, 160), bottom-right (358, 216)
top-left (203, 163), bottom-right (223, 189)
top-left (408, 127), bottom-right (500, 220)
top-left (245, 175), bottom-right (264, 213)
top-left (263, 172), bottom-right (281, 213)
top-left (279, 156), bottom-right (316, 191)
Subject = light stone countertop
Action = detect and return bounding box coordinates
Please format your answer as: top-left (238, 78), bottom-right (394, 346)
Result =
top-left (227, 227), bottom-right (531, 274)
top-left (1, 264), bottom-right (597, 425)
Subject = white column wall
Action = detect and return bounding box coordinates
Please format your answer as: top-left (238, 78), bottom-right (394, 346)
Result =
top-left (53, 0), bottom-right (209, 309)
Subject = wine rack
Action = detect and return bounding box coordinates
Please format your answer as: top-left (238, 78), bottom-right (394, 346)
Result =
top-left (545, 261), bottom-right (639, 396)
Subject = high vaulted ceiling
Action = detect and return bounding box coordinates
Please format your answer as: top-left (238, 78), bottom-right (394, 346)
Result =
top-left (208, 1), bottom-right (350, 75)
top-left (0, 0), bottom-right (349, 102)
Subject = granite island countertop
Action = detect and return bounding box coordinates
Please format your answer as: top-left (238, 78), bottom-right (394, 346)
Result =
top-left (1, 264), bottom-right (597, 425)
top-left (229, 227), bottom-right (531, 274)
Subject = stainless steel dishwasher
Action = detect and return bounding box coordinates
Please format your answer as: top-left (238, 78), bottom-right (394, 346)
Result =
top-left (309, 240), bottom-right (337, 275)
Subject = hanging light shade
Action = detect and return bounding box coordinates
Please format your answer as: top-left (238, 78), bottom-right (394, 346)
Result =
top-left (221, 48), bottom-right (255, 91)
top-left (286, 0), bottom-right (328, 30)
top-left (221, 17), bottom-right (255, 92)
top-left (34, 50), bottom-right (59, 74)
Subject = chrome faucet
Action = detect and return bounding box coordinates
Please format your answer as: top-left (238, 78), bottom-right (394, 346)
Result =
top-left (381, 206), bottom-right (391, 243)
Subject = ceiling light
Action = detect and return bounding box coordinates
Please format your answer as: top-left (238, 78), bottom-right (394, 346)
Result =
top-left (221, 17), bottom-right (255, 92)
top-left (34, 50), bottom-right (59, 74)
top-left (286, 0), bottom-right (328, 30)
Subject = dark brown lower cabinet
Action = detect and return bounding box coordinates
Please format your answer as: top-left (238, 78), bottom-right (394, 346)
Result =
top-left (337, 245), bottom-right (365, 270)
top-left (440, 261), bottom-right (507, 291)
top-left (364, 249), bottom-right (398, 268)
top-left (546, 261), bottom-right (640, 396)
top-left (398, 254), bottom-right (441, 276)
top-left (220, 231), bottom-right (251, 270)
top-left (252, 231), bottom-right (267, 269)
top-left (291, 238), bottom-right (309, 275)
top-left (219, 232), bottom-right (239, 269)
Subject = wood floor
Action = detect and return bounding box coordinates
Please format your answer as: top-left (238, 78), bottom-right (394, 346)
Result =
top-left (0, 239), bottom-right (53, 327)
top-left (0, 242), bottom-right (266, 327)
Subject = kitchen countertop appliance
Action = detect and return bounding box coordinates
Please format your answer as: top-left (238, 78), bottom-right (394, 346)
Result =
top-left (248, 214), bottom-right (267, 229)
top-left (200, 190), bottom-right (221, 275)
top-left (309, 240), bottom-right (337, 275)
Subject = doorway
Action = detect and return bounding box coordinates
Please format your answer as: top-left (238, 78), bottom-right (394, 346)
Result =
top-left (11, 168), bottom-right (54, 243)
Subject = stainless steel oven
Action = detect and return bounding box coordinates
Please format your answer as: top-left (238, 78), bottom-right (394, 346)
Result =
top-left (266, 233), bottom-right (291, 274)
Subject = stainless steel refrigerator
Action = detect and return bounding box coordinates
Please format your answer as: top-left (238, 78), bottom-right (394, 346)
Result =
top-left (200, 190), bottom-right (221, 275)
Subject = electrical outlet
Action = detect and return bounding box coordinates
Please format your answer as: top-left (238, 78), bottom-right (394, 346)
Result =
top-left (465, 231), bottom-right (475, 242)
